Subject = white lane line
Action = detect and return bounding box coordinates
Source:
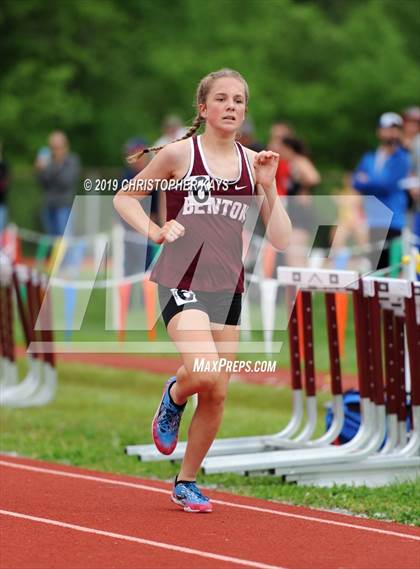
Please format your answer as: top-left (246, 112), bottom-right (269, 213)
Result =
top-left (1, 459), bottom-right (419, 542)
top-left (0, 509), bottom-right (287, 569)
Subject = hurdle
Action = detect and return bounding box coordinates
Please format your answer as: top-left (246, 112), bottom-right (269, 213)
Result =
top-left (0, 254), bottom-right (57, 407)
top-left (201, 272), bottom-right (419, 486)
top-left (280, 279), bottom-right (420, 486)
top-left (125, 268), bottom-right (361, 462)
top-left (0, 255), bottom-right (18, 390)
top-left (124, 267), bottom-right (419, 485)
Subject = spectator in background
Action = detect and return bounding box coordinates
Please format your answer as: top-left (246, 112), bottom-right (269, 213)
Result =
top-left (237, 118), bottom-right (264, 152)
top-left (35, 131), bottom-right (80, 236)
top-left (270, 120), bottom-right (294, 142)
top-left (268, 121), bottom-right (294, 196)
top-left (0, 141), bottom-right (9, 234)
top-left (238, 118), bottom-right (266, 243)
top-left (119, 137), bottom-right (161, 272)
top-left (261, 121), bottom-right (295, 276)
top-left (402, 106), bottom-right (420, 151)
top-left (154, 114), bottom-right (187, 148)
top-left (121, 137), bottom-right (160, 224)
top-left (402, 107), bottom-right (420, 250)
top-left (352, 112), bottom-right (411, 270)
top-left (278, 136), bottom-right (321, 268)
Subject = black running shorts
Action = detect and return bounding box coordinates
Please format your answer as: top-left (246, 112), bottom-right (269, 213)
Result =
top-left (158, 285), bottom-right (242, 328)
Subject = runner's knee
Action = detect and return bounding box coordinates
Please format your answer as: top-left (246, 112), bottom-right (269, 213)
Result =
top-left (198, 376), bottom-right (229, 406)
top-left (189, 369), bottom-right (223, 394)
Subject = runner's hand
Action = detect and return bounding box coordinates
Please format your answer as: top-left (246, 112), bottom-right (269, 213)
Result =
top-left (154, 220), bottom-right (185, 244)
top-left (254, 151), bottom-right (279, 188)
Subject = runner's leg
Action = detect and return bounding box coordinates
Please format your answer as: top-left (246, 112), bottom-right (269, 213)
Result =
top-left (179, 323), bottom-right (239, 478)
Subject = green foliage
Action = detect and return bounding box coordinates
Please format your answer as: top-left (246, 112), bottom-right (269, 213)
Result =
top-left (1, 0), bottom-right (419, 167)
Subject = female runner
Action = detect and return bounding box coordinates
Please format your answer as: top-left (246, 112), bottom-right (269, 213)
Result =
top-left (114, 68), bottom-right (292, 513)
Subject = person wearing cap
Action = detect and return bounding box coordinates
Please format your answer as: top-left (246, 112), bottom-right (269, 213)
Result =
top-left (352, 112), bottom-right (411, 270)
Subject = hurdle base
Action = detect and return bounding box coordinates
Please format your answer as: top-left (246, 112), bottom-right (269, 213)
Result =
top-left (283, 458), bottom-right (420, 487)
top-left (126, 436), bottom-right (279, 462)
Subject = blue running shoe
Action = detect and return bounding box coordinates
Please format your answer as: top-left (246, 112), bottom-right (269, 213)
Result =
top-left (152, 377), bottom-right (186, 455)
top-left (172, 478), bottom-right (213, 513)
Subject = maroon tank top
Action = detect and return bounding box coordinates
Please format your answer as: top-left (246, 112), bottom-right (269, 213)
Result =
top-left (150, 135), bottom-right (256, 293)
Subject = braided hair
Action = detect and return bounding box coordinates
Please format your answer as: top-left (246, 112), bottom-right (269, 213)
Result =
top-left (127, 68), bottom-right (249, 164)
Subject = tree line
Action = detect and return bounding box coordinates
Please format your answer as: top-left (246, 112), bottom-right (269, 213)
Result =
top-left (1, 0), bottom-right (418, 168)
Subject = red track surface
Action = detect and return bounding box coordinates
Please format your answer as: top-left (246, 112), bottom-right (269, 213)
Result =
top-left (1, 455), bottom-right (419, 569)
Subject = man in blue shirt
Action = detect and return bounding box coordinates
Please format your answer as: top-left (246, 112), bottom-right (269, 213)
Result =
top-left (352, 112), bottom-right (411, 270)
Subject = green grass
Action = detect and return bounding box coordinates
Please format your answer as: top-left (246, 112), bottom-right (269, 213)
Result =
top-left (1, 361), bottom-right (419, 526)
